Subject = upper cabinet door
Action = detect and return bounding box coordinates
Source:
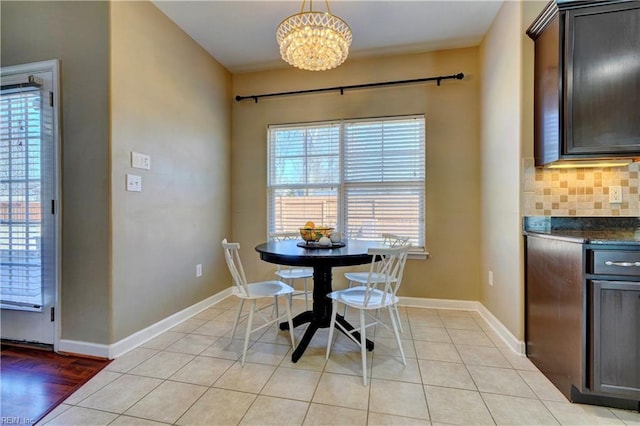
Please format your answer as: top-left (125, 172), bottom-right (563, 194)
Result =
top-left (565, 2), bottom-right (640, 155)
top-left (533, 12), bottom-right (562, 165)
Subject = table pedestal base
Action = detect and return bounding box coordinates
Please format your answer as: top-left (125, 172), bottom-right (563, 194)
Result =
top-left (280, 311), bottom-right (374, 363)
top-left (265, 260), bottom-right (375, 363)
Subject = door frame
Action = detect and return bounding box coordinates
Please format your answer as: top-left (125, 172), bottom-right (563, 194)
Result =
top-left (1, 59), bottom-right (62, 350)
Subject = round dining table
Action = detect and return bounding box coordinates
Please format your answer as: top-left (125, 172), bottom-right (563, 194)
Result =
top-left (255, 239), bottom-right (385, 363)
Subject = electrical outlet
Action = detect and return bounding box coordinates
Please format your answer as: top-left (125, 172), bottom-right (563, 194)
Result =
top-left (196, 264), bottom-right (202, 277)
top-left (488, 270), bottom-right (494, 286)
top-left (609, 185), bottom-right (622, 203)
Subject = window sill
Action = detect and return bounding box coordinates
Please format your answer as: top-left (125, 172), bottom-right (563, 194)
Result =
top-left (409, 250), bottom-right (430, 260)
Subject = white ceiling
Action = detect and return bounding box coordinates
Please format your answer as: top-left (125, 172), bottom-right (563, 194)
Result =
top-left (152, 0), bottom-right (504, 73)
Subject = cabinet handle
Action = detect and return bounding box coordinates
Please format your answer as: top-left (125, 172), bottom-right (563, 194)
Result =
top-left (604, 260), bottom-right (640, 267)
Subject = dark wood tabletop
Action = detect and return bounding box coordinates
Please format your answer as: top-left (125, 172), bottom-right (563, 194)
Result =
top-left (255, 239), bottom-right (383, 362)
top-left (255, 239), bottom-right (383, 267)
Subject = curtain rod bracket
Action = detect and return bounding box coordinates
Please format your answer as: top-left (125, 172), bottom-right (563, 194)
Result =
top-left (235, 72), bottom-right (464, 102)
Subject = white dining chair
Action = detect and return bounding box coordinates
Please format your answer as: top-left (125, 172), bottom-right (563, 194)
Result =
top-left (222, 238), bottom-right (296, 366)
top-left (343, 233), bottom-right (410, 331)
top-left (271, 231), bottom-right (314, 310)
top-left (326, 244), bottom-right (410, 386)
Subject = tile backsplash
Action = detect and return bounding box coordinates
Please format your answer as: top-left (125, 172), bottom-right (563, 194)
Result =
top-left (523, 159), bottom-right (640, 216)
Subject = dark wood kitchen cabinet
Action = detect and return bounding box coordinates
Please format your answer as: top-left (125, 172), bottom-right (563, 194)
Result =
top-left (525, 234), bottom-right (640, 409)
top-left (525, 235), bottom-right (585, 397)
top-left (591, 280), bottom-right (640, 398)
top-left (588, 249), bottom-right (640, 400)
top-left (527, 1), bottom-right (640, 166)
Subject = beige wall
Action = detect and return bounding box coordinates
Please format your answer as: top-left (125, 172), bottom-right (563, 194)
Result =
top-left (110, 2), bottom-right (232, 341)
top-left (479, 0), bottom-right (545, 340)
top-left (1, 1), bottom-right (111, 343)
top-left (232, 49), bottom-right (482, 300)
top-left (2, 1), bottom-right (232, 346)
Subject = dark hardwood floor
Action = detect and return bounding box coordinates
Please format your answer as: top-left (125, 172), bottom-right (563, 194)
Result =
top-left (0, 343), bottom-right (110, 424)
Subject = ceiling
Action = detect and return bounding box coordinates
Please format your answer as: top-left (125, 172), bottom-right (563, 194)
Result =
top-left (152, 0), bottom-right (504, 74)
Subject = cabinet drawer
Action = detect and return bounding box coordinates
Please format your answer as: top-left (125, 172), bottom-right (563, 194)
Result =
top-left (591, 250), bottom-right (640, 276)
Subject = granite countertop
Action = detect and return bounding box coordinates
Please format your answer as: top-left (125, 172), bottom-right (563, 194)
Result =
top-left (523, 217), bottom-right (640, 246)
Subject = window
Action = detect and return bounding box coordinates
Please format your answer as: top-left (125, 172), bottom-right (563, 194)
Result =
top-left (267, 115), bottom-right (425, 249)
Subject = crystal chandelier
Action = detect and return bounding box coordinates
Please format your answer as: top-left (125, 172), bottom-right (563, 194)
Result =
top-left (276, 0), bottom-right (352, 71)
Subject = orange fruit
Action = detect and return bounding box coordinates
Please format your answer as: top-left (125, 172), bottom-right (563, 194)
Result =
top-left (304, 221), bottom-right (315, 229)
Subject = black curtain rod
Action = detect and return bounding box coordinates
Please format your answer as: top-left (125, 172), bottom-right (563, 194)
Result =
top-left (235, 72), bottom-right (464, 103)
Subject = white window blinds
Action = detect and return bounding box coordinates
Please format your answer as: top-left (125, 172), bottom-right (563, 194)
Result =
top-left (343, 117), bottom-right (425, 243)
top-left (268, 123), bottom-right (340, 233)
top-left (267, 115), bottom-right (425, 248)
top-left (0, 85), bottom-right (44, 309)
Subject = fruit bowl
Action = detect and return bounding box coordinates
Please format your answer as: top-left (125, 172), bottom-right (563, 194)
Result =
top-left (299, 227), bottom-right (333, 243)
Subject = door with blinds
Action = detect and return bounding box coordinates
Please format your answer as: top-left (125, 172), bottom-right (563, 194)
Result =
top-left (1, 60), bottom-right (60, 346)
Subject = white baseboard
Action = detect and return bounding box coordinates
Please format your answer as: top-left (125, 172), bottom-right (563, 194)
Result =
top-left (59, 287), bottom-right (233, 359)
top-left (399, 296), bottom-right (479, 311)
top-left (60, 290), bottom-right (524, 359)
top-left (398, 297), bottom-right (525, 356)
top-left (475, 302), bottom-right (526, 356)
top-left (57, 339), bottom-right (110, 358)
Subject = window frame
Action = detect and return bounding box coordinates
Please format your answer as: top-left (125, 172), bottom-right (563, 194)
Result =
top-left (267, 115), bottom-right (427, 255)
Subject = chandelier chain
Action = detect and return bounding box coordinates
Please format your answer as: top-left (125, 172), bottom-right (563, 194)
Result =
top-left (301, 0), bottom-right (332, 14)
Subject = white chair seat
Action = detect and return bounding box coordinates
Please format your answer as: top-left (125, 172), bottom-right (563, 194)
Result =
top-left (276, 268), bottom-right (313, 280)
top-left (233, 281), bottom-right (295, 299)
top-left (328, 286), bottom-right (399, 310)
top-left (275, 267), bottom-right (313, 310)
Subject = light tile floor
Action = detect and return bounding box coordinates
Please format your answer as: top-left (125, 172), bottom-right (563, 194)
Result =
top-left (41, 298), bottom-right (640, 425)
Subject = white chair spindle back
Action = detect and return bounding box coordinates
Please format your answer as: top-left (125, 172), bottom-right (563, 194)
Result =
top-left (326, 243), bottom-right (410, 385)
top-left (362, 246), bottom-right (408, 308)
top-left (222, 239), bottom-right (250, 297)
top-left (382, 233), bottom-right (411, 247)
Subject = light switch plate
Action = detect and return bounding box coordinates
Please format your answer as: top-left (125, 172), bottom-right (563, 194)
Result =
top-left (126, 174), bottom-right (142, 192)
top-left (131, 151), bottom-right (151, 170)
